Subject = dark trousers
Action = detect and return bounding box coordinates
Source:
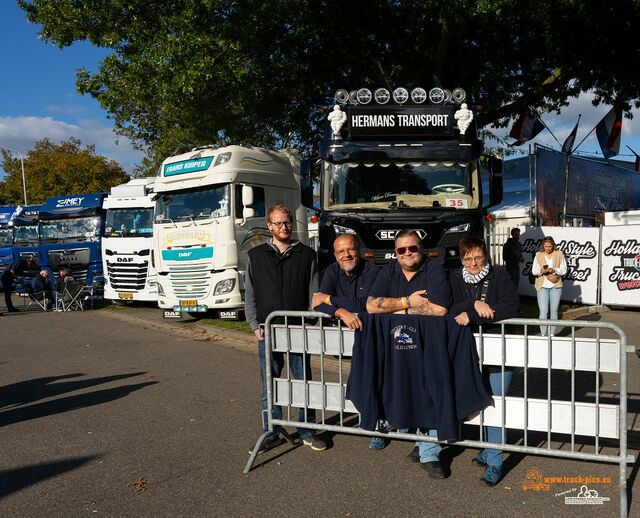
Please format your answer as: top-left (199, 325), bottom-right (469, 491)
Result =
top-left (505, 263), bottom-right (519, 288)
top-left (3, 287), bottom-right (16, 311)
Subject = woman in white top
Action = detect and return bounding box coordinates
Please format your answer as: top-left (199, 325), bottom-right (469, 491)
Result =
top-left (531, 236), bottom-right (567, 336)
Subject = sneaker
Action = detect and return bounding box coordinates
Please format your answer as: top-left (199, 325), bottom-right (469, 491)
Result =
top-left (407, 445), bottom-right (420, 463)
top-left (472, 449), bottom-right (488, 467)
top-left (480, 465), bottom-right (503, 486)
top-left (420, 460), bottom-right (446, 479)
top-left (7, 307), bottom-right (20, 313)
top-left (251, 434), bottom-right (283, 455)
top-left (302, 435), bottom-right (327, 451)
top-left (369, 437), bottom-right (389, 450)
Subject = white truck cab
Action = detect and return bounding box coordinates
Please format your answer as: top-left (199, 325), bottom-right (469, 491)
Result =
top-left (102, 178), bottom-right (157, 302)
top-left (152, 144), bottom-right (307, 319)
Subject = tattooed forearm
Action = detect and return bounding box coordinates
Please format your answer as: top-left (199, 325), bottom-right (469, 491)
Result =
top-left (366, 296), bottom-right (402, 313)
top-left (408, 304), bottom-right (434, 316)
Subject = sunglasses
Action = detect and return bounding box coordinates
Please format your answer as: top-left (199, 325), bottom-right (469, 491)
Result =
top-left (395, 245), bottom-right (420, 255)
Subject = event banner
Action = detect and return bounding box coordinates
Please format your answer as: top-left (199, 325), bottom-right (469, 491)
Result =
top-left (600, 226), bottom-right (640, 307)
top-left (515, 226), bottom-right (600, 304)
top-left (535, 146), bottom-right (640, 225)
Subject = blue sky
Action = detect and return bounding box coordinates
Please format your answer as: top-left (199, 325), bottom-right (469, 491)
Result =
top-left (1, 2), bottom-right (639, 180)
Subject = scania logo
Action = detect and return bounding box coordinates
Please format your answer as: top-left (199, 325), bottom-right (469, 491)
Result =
top-left (116, 257), bottom-right (134, 262)
top-left (376, 229), bottom-right (427, 240)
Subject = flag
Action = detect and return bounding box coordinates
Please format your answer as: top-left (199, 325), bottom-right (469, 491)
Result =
top-left (561, 117), bottom-right (580, 154)
top-left (596, 104), bottom-right (623, 158)
top-left (636, 155), bottom-right (640, 172)
top-left (509, 115), bottom-right (545, 146)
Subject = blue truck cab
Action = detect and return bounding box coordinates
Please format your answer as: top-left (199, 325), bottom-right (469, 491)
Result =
top-left (38, 193), bottom-right (106, 291)
top-left (11, 204), bottom-right (43, 293)
top-left (0, 206), bottom-right (17, 288)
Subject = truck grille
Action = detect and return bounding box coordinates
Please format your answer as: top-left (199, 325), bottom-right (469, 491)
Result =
top-left (167, 262), bottom-right (210, 299)
top-left (372, 250), bottom-right (395, 265)
top-left (438, 231), bottom-right (468, 248)
top-left (107, 262), bottom-right (149, 291)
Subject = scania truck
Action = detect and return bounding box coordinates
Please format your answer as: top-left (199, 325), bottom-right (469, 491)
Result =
top-left (102, 178), bottom-right (157, 302)
top-left (38, 193), bottom-right (106, 291)
top-left (313, 87), bottom-right (502, 270)
top-left (152, 144), bottom-right (307, 319)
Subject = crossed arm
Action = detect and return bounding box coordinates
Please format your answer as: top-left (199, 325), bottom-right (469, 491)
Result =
top-left (365, 290), bottom-right (448, 316)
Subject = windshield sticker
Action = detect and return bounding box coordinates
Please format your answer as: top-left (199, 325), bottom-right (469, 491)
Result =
top-left (446, 198), bottom-right (469, 208)
top-left (163, 157), bottom-right (214, 176)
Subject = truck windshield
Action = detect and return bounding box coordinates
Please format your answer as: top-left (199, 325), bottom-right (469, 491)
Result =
top-left (155, 184), bottom-right (230, 223)
top-left (324, 160), bottom-right (477, 210)
top-left (0, 227), bottom-right (12, 247)
top-left (40, 216), bottom-right (101, 243)
top-left (105, 208), bottom-right (154, 237)
top-left (13, 224), bottom-right (39, 247)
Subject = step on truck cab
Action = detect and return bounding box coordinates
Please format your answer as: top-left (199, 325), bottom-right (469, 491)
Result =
top-left (0, 206), bottom-right (16, 288)
top-left (10, 205), bottom-right (43, 293)
top-left (153, 144), bottom-right (308, 319)
top-left (38, 193), bottom-right (106, 291)
top-left (311, 87), bottom-right (503, 270)
top-left (102, 178), bottom-right (157, 302)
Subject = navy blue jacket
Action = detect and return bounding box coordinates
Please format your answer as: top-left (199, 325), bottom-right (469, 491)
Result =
top-left (368, 258), bottom-right (451, 309)
top-left (346, 314), bottom-right (491, 438)
top-left (316, 259), bottom-right (379, 317)
top-left (449, 266), bottom-right (519, 326)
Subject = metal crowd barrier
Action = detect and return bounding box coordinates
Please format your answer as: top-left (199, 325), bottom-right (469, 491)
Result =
top-left (244, 311), bottom-right (635, 518)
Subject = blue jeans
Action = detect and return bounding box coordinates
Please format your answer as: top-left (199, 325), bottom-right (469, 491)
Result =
top-left (537, 287), bottom-right (562, 336)
top-left (258, 340), bottom-right (314, 438)
top-left (483, 368), bottom-right (513, 468)
top-left (398, 428), bottom-right (441, 462)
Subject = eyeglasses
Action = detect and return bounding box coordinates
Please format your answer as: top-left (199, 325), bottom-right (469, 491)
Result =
top-left (462, 255), bottom-right (485, 264)
top-left (335, 247), bottom-right (357, 257)
top-left (270, 221), bottom-right (292, 228)
top-left (395, 245), bottom-right (420, 255)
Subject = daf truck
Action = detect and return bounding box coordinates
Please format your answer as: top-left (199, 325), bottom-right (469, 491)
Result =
top-left (153, 144), bottom-right (307, 319)
top-left (312, 87), bottom-right (502, 270)
top-left (102, 178), bottom-right (157, 302)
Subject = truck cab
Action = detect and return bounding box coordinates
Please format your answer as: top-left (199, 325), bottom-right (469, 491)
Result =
top-left (38, 193), bottom-right (106, 291)
top-left (0, 206), bottom-right (16, 288)
top-left (153, 144), bottom-right (307, 318)
top-left (312, 87), bottom-right (502, 270)
top-left (102, 178), bottom-right (157, 302)
top-left (10, 205), bottom-right (42, 293)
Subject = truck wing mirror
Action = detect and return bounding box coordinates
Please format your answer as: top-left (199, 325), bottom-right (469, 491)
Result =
top-left (243, 207), bottom-right (256, 219)
top-left (300, 159), bottom-right (314, 209)
top-left (488, 156), bottom-right (503, 206)
top-left (242, 185), bottom-right (254, 206)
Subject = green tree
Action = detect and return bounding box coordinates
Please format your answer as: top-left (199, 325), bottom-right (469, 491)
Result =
top-left (19, 1), bottom-right (640, 174)
top-left (0, 138), bottom-right (128, 204)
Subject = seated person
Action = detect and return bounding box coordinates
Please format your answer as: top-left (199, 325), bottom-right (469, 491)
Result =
top-left (31, 270), bottom-right (53, 309)
top-left (55, 268), bottom-right (75, 293)
top-left (448, 235), bottom-right (519, 487)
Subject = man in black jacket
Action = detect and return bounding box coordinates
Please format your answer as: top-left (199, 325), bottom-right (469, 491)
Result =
top-left (245, 203), bottom-right (326, 452)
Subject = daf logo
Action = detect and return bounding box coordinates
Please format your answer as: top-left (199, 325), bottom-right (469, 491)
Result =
top-left (376, 229), bottom-right (427, 240)
top-left (116, 257), bottom-right (134, 262)
top-left (178, 252), bottom-right (192, 258)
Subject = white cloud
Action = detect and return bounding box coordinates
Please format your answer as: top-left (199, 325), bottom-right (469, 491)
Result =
top-left (0, 115), bottom-right (145, 176)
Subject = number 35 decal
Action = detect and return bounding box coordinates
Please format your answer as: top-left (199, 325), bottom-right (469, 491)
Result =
top-left (446, 198), bottom-right (469, 208)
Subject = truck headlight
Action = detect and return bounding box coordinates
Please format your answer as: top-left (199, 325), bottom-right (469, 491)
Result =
top-left (445, 223), bottom-right (470, 233)
top-left (157, 283), bottom-right (165, 296)
top-left (214, 278), bottom-right (236, 295)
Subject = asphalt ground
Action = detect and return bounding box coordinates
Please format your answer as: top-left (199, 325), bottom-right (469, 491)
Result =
top-left (0, 299), bottom-right (638, 517)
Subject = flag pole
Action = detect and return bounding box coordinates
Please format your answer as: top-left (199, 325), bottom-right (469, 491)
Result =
top-left (538, 118), bottom-right (562, 148)
top-left (625, 145), bottom-right (639, 157)
top-left (560, 113), bottom-right (581, 227)
top-left (572, 119), bottom-right (597, 154)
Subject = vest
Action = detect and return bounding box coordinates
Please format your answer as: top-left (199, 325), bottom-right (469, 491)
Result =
top-left (248, 242), bottom-right (316, 324)
top-left (534, 250), bottom-right (564, 291)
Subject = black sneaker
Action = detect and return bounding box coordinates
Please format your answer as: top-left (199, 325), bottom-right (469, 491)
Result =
top-left (420, 461), bottom-right (446, 479)
top-left (7, 307), bottom-right (20, 313)
top-left (407, 445), bottom-right (420, 463)
top-left (302, 435), bottom-right (328, 451)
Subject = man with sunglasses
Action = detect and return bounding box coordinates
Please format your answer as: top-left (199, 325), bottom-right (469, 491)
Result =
top-left (365, 229), bottom-right (451, 479)
top-left (245, 203), bottom-right (327, 452)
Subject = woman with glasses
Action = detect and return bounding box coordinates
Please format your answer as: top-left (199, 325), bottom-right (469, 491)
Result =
top-left (531, 236), bottom-right (567, 337)
top-left (448, 235), bottom-right (519, 487)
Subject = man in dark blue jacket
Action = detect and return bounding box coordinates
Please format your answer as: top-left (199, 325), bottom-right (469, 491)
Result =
top-left (311, 233), bottom-right (383, 448)
top-left (365, 229), bottom-right (451, 479)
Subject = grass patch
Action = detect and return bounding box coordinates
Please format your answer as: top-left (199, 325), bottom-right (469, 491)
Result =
top-left (198, 319), bottom-right (252, 333)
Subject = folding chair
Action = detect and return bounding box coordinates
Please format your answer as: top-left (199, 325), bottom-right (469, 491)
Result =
top-left (26, 289), bottom-right (51, 311)
top-left (56, 279), bottom-right (85, 312)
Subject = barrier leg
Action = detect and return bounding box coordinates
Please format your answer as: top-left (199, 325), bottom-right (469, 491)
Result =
top-left (244, 431), bottom-right (272, 474)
